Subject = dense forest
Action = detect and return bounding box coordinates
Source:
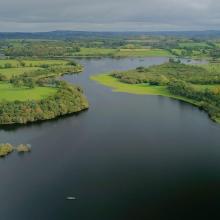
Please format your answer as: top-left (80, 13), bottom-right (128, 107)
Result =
top-left (112, 60), bottom-right (220, 85)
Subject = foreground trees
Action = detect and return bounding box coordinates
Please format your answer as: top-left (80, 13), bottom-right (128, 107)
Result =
top-left (0, 81), bottom-right (88, 124)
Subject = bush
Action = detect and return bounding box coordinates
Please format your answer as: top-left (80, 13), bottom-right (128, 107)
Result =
top-left (0, 143), bottom-right (14, 157)
top-left (16, 144), bottom-right (31, 153)
top-left (0, 73), bottom-right (7, 81)
top-left (0, 82), bottom-right (89, 125)
top-left (4, 63), bottom-right (12, 68)
top-left (68, 61), bottom-right (77, 66)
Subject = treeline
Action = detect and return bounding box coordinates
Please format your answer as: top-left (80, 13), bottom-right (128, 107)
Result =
top-left (0, 81), bottom-right (89, 124)
top-left (4, 41), bottom-right (80, 58)
top-left (2, 36), bottom-right (220, 60)
top-left (21, 64), bottom-right (83, 79)
top-left (112, 61), bottom-right (220, 85)
top-left (0, 62), bottom-right (83, 88)
top-left (2, 37), bottom-right (220, 59)
top-left (168, 80), bottom-right (220, 121)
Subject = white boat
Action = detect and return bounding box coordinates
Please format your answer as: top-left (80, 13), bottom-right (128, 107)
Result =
top-left (66, 197), bottom-right (77, 200)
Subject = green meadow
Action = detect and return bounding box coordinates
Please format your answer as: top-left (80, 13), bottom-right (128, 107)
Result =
top-left (74, 47), bottom-right (116, 56)
top-left (115, 48), bottom-right (172, 57)
top-left (0, 82), bottom-right (57, 102)
top-left (0, 59), bottom-right (68, 68)
top-left (0, 67), bottom-right (41, 79)
top-left (90, 74), bottom-right (197, 105)
top-left (178, 42), bottom-right (211, 48)
top-left (23, 59), bottom-right (68, 66)
top-left (72, 47), bottom-right (171, 57)
top-left (0, 59), bottom-right (72, 79)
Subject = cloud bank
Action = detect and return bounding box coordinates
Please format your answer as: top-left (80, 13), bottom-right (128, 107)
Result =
top-left (0, 0), bottom-right (219, 31)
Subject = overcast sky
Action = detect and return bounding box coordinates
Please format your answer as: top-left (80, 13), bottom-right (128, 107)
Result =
top-left (0, 0), bottom-right (219, 32)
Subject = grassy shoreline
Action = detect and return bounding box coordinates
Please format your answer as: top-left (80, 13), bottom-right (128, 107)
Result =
top-left (91, 74), bottom-right (197, 103)
top-left (90, 73), bottom-right (220, 122)
top-left (0, 82), bottom-right (57, 102)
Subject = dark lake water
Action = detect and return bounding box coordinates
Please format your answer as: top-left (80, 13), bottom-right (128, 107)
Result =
top-left (1, 57), bottom-right (220, 220)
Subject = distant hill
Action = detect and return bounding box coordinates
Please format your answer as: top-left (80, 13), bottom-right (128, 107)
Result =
top-left (0, 30), bottom-right (220, 40)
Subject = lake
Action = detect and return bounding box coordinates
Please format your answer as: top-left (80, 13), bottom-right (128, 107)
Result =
top-left (0, 57), bottom-right (220, 220)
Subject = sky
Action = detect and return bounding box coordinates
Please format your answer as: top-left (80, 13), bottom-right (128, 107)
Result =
top-left (0, 0), bottom-right (219, 32)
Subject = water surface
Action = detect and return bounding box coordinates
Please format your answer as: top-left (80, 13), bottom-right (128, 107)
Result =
top-left (0, 57), bottom-right (220, 220)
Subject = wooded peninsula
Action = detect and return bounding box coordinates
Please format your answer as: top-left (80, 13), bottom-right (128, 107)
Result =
top-left (92, 59), bottom-right (220, 123)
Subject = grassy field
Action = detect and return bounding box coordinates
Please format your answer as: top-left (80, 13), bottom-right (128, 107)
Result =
top-left (91, 73), bottom-right (169, 95)
top-left (178, 42), bottom-right (210, 48)
top-left (0, 82), bottom-right (57, 102)
top-left (74, 48), bottom-right (116, 56)
top-left (1, 48), bottom-right (172, 58)
top-left (0, 59), bottom-right (72, 79)
top-left (115, 48), bottom-right (171, 57)
top-left (23, 60), bottom-right (68, 66)
top-left (0, 59), bottom-right (20, 67)
top-left (0, 59), bottom-right (68, 68)
top-left (171, 48), bottom-right (208, 58)
top-left (0, 67), bottom-right (41, 79)
top-left (72, 47), bottom-right (171, 57)
top-left (202, 63), bottom-right (220, 71)
top-left (192, 84), bottom-right (220, 91)
top-left (171, 49), bottom-right (182, 56)
top-left (90, 74), bottom-right (197, 105)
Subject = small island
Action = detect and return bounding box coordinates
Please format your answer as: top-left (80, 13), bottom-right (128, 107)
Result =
top-left (0, 143), bottom-right (14, 157)
top-left (0, 143), bottom-right (31, 158)
top-left (16, 144), bottom-right (32, 153)
top-left (91, 59), bottom-right (220, 123)
top-left (0, 59), bottom-right (89, 125)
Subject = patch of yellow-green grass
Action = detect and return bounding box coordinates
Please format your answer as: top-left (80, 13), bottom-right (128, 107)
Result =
top-left (192, 84), bottom-right (220, 91)
top-left (0, 143), bottom-right (14, 157)
top-left (0, 82), bottom-right (57, 102)
top-left (0, 59), bottom-right (68, 68)
top-left (178, 42), bottom-right (210, 48)
top-left (115, 48), bottom-right (172, 57)
top-left (171, 49), bottom-right (183, 56)
top-left (91, 73), bottom-right (169, 95)
top-left (0, 67), bottom-right (41, 79)
top-left (0, 60), bottom-right (20, 68)
top-left (23, 59), bottom-right (68, 67)
top-left (74, 48), bottom-right (116, 56)
top-left (91, 74), bottom-right (198, 106)
top-left (171, 48), bottom-right (207, 58)
top-left (201, 63), bottom-right (220, 71)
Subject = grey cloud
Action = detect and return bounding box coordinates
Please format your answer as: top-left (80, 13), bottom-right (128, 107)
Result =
top-left (0, 0), bottom-right (219, 31)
